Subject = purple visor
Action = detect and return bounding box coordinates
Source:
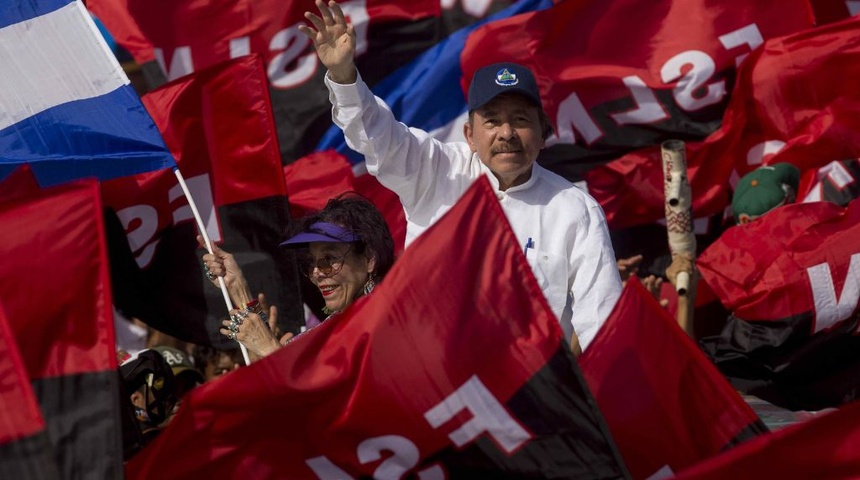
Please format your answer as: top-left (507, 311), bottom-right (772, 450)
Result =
top-left (279, 222), bottom-right (360, 248)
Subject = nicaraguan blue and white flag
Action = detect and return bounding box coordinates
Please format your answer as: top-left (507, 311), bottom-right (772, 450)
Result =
top-left (315, 0), bottom-right (553, 167)
top-left (0, 0), bottom-right (175, 186)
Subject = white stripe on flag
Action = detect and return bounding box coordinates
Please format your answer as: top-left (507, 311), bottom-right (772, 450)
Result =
top-left (0, 1), bottom-right (129, 131)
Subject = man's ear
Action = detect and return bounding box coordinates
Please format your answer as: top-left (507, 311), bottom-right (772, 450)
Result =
top-left (130, 390), bottom-right (146, 409)
top-left (463, 121), bottom-right (477, 152)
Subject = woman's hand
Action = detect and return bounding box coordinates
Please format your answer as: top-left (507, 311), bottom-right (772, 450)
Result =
top-left (198, 235), bottom-right (254, 305)
top-left (220, 308), bottom-right (281, 359)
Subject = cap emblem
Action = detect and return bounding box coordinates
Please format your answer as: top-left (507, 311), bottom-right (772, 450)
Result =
top-left (495, 68), bottom-right (519, 86)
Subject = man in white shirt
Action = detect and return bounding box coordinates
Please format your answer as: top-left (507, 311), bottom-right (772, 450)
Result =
top-left (300, 0), bottom-right (621, 354)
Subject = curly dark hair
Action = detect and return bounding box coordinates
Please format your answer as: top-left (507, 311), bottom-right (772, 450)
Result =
top-left (291, 192), bottom-right (395, 280)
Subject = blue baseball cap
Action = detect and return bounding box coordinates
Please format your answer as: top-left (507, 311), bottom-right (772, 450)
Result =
top-left (279, 222), bottom-right (360, 248)
top-left (467, 62), bottom-right (543, 112)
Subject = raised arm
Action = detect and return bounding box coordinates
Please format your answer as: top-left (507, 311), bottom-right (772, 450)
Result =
top-left (299, 0), bottom-right (357, 84)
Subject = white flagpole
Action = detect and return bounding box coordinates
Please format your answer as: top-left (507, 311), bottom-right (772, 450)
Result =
top-left (173, 168), bottom-right (252, 366)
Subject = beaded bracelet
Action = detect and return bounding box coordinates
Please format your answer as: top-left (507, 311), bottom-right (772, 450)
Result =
top-left (244, 299), bottom-right (268, 323)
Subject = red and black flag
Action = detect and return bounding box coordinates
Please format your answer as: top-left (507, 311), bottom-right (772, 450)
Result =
top-left (459, 0), bottom-right (813, 178)
top-left (673, 399), bottom-right (860, 480)
top-left (698, 198), bottom-right (860, 411)
top-left (0, 178), bottom-right (124, 479)
top-left (126, 177), bottom-right (629, 479)
top-left (580, 278), bottom-right (765, 479)
top-left (87, 0), bottom-right (453, 164)
top-left (798, 159), bottom-right (860, 208)
top-left (586, 14), bottom-right (860, 231)
top-left (0, 301), bottom-right (60, 480)
top-left (101, 55), bottom-right (304, 346)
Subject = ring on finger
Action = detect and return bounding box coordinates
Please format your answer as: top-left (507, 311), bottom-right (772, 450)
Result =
top-left (228, 322), bottom-right (240, 333)
top-left (227, 331), bottom-right (236, 341)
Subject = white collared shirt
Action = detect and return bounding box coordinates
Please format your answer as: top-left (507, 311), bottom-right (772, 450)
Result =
top-left (326, 73), bottom-right (622, 350)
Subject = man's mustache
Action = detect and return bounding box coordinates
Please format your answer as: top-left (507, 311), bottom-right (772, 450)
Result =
top-left (491, 142), bottom-right (523, 154)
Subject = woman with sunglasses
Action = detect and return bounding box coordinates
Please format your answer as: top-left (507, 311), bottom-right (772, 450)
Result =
top-left (201, 193), bottom-right (395, 359)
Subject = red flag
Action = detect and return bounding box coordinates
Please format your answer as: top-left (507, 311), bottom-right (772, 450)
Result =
top-left (460, 0), bottom-right (813, 171)
top-left (697, 198), bottom-right (860, 410)
top-left (0, 178), bottom-right (123, 478)
top-left (579, 278), bottom-right (764, 480)
top-left (0, 302), bottom-right (60, 479)
top-left (673, 400), bottom-right (860, 480)
top-left (88, 0), bottom-right (443, 163)
top-left (88, 0), bottom-right (440, 80)
top-left (588, 16), bottom-right (860, 229)
top-left (101, 55), bottom-right (305, 344)
top-left (798, 158), bottom-right (860, 207)
top-left (700, 16), bottom-right (860, 186)
top-left (698, 200), bottom-right (860, 322)
top-left (126, 177), bottom-right (628, 479)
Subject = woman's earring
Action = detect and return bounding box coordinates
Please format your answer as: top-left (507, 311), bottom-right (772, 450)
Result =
top-left (363, 276), bottom-right (376, 296)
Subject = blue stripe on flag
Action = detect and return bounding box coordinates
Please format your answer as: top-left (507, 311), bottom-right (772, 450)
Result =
top-left (316, 0), bottom-right (553, 165)
top-left (0, 0), bottom-right (72, 29)
top-left (0, 0), bottom-right (175, 186)
top-left (0, 85), bottom-right (176, 186)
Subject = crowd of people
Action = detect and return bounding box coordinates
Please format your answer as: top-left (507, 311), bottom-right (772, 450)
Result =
top-left (114, 0), bottom-right (854, 464)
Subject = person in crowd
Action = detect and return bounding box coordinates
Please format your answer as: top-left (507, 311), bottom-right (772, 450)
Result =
top-left (191, 345), bottom-right (244, 381)
top-left (201, 192), bottom-right (395, 359)
top-left (152, 345), bottom-right (205, 399)
top-left (299, 0), bottom-right (622, 355)
top-left (731, 163), bottom-right (800, 225)
top-left (119, 349), bottom-right (177, 458)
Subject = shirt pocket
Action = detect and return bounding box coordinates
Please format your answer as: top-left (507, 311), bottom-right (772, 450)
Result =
top-left (525, 248), bottom-right (569, 317)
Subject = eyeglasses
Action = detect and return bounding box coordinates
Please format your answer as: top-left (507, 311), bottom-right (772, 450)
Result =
top-left (300, 246), bottom-right (352, 278)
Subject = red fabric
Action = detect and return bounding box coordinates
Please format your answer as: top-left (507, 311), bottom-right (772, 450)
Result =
top-left (143, 54), bottom-right (286, 205)
top-left (0, 164), bottom-right (41, 201)
top-left (88, 0), bottom-right (439, 80)
top-left (0, 179), bottom-right (116, 379)
top-left (697, 198), bottom-right (860, 323)
top-left (283, 150), bottom-right (355, 218)
top-left (579, 277), bottom-right (761, 480)
top-left (673, 400), bottom-right (860, 480)
top-left (126, 178), bottom-right (566, 479)
top-left (0, 303), bottom-right (45, 444)
top-left (808, 0), bottom-right (854, 25)
top-left (352, 172), bottom-right (406, 255)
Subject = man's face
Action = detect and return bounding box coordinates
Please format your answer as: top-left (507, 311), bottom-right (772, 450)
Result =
top-left (464, 93), bottom-right (546, 190)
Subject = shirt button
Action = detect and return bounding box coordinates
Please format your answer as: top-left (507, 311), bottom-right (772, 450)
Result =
top-left (496, 192), bottom-right (505, 200)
